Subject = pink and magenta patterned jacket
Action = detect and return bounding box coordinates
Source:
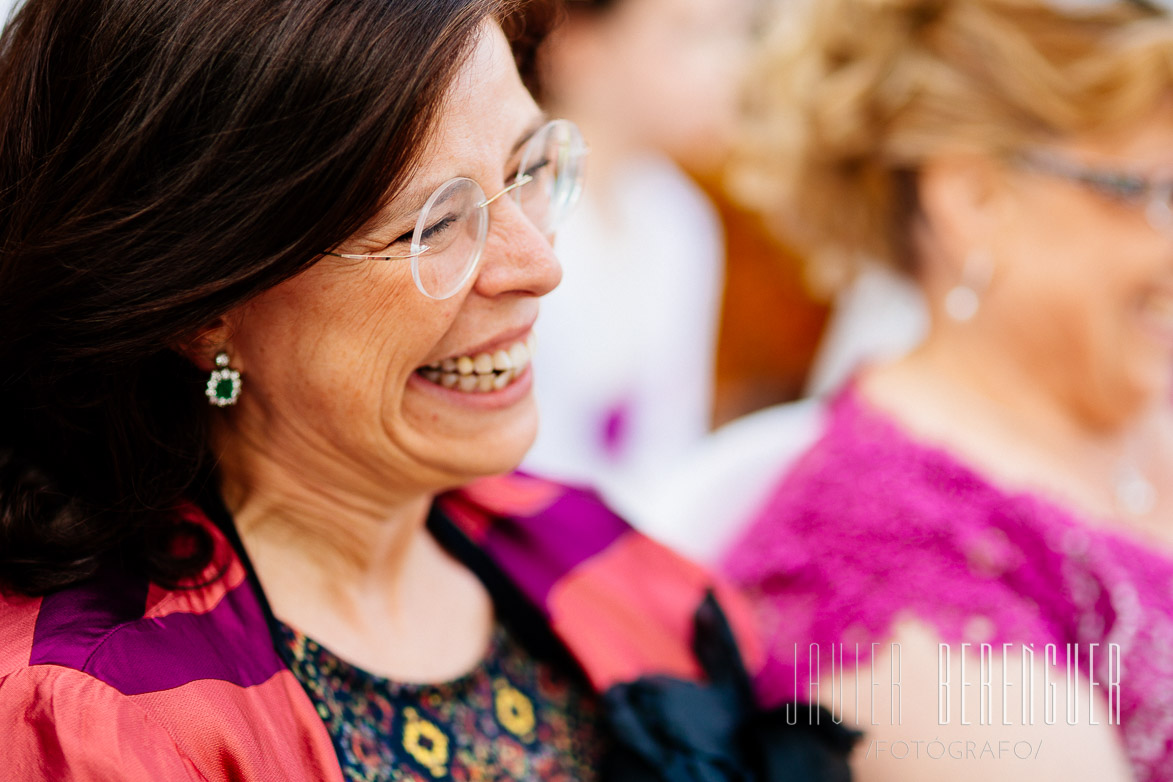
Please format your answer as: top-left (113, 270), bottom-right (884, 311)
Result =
top-left (0, 474), bottom-right (765, 781)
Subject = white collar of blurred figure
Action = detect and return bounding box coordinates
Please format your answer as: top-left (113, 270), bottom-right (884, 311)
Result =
top-left (1048, 0), bottom-right (1172, 14)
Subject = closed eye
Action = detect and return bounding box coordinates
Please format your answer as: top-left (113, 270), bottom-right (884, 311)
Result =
top-left (1081, 171), bottom-right (1148, 202)
top-left (419, 212), bottom-right (459, 245)
top-left (518, 157), bottom-right (551, 182)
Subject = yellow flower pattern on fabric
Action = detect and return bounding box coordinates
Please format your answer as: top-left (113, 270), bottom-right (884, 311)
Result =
top-left (278, 621), bottom-right (602, 781)
top-left (493, 677), bottom-right (536, 742)
top-left (401, 708), bottom-right (450, 778)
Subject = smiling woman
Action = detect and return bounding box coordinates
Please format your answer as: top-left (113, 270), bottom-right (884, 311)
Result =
top-left (0, 0), bottom-right (852, 780)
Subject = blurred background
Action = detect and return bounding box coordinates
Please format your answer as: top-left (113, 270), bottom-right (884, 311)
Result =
top-left (518, 0), bottom-right (929, 540)
top-left (519, 0), bottom-right (864, 518)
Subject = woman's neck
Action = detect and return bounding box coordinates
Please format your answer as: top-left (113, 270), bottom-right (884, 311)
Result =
top-left (220, 433), bottom-right (432, 583)
top-left (863, 332), bottom-right (1173, 527)
top-left (213, 431), bottom-right (494, 682)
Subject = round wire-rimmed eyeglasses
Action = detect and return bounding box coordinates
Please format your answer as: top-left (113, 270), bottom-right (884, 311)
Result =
top-left (325, 118), bottom-right (588, 300)
top-left (1011, 150), bottom-right (1173, 236)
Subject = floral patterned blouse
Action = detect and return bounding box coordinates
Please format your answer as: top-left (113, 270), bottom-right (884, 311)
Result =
top-left (277, 620), bottom-right (603, 782)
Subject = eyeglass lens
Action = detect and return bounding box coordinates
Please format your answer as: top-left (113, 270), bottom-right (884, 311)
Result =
top-left (412, 178), bottom-right (488, 299)
top-left (515, 119), bottom-right (587, 236)
top-left (412, 120), bottom-right (586, 299)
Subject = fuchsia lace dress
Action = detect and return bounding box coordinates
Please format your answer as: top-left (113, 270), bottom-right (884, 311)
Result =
top-left (722, 385), bottom-right (1173, 780)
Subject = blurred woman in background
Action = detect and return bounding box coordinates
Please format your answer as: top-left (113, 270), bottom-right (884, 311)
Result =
top-left (723, 0), bottom-right (1173, 778)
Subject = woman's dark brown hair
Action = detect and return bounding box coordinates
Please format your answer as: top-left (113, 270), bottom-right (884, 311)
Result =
top-left (0, 0), bottom-right (554, 595)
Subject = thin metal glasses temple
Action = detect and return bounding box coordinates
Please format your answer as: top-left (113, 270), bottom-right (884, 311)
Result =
top-left (324, 249), bottom-right (420, 261)
top-left (322, 173), bottom-right (538, 263)
top-left (476, 173), bottom-right (533, 209)
top-left (1012, 150), bottom-right (1173, 233)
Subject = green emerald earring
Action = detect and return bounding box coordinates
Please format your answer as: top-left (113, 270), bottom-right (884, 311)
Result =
top-left (205, 352), bottom-right (242, 407)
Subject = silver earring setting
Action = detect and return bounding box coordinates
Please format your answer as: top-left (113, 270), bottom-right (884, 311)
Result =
top-left (205, 352), bottom-right (242, 407)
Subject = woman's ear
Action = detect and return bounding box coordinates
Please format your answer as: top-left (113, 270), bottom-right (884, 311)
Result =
top-left (917, 154), bottom-right (1001, 257)
top-left (172, 316), bottom-right (239, 373)
top-left (915, 153), bottom-right (1004, 276)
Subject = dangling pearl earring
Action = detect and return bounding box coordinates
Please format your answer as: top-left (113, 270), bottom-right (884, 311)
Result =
top-left (205, 352), bottom-right (242, 407)
top-left (944, 249), bottom-right (994, 323)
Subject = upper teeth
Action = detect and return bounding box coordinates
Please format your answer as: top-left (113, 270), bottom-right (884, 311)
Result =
top-left (419, 334), bottom-right (535, 391)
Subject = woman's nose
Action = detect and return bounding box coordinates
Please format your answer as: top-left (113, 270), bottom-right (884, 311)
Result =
top-left (471, 200), bottom-right (563, 298)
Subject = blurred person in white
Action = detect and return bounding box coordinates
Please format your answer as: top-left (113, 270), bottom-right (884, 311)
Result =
top-left (716, 0), bottom-right (1173, 779)
top-left (522, 0), bottom-right (751, 517)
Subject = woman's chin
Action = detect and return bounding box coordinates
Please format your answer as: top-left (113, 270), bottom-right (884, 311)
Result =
top-left (401, 375), bottom-right (540, 483)
top-left (1076, 363), bottom-right (1168, 430)
top-left (434, 438), bottom-right (534, 488)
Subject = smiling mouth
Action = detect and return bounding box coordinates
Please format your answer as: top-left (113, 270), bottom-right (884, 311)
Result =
top-left (417, 334), bottom-right (536, 393)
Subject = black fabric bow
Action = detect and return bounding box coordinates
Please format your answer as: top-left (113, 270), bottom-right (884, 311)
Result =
top-left (600, 593), bottom-right (859, 782)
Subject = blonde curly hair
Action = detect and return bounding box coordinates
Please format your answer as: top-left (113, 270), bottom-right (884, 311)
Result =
top-left (732, 0), bottom-right (1173, 293)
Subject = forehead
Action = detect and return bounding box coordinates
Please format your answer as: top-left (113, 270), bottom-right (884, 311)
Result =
top-left (424, 23), bottom-right (539, 172)
top-left (366, 23), bottom-right (542, 224)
